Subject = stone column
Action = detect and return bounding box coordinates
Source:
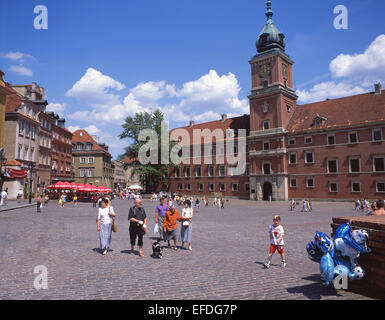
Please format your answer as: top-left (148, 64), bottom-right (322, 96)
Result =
top-left (257, 181), bottom-right (262, 201)
top-left (272, 181), bottom-right (278, 201)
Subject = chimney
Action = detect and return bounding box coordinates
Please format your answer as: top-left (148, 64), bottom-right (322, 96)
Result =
top-left (221, 114), bottom-right (227, 122)
top-left (375, 83), bottom-right (382, 95)
top-left (30, 82), bottom-right (38, 100)
top-left (189, 120), bottom-right (195, 128)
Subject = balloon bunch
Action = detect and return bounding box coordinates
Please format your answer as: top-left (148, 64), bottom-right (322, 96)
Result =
top-left (306, 222), bottom-right (371, 286)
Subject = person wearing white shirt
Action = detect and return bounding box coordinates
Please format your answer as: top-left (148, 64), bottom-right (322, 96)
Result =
top-left (0, 189), bottom-right (8, 207)
top-left (97, 198), bottom-right (116, 255)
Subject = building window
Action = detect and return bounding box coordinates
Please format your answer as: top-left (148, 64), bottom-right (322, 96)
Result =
top-left (263, 79), bottom-right (268, 88)
top-left (304, 136), bottom-right (312, 144)
top-left (178, 183), bottom-right (183, 191)
top-left (175, 168), bottom-right (180, 178)
top-left (209, 183), bottom-right (214, 192)
top-left (219, 183), bottom-right (226, 192)
top-left (348, 132), bottom-right (358, 144)
top-left (232, 183), bottom-right (238, 192)
top-left (306, 177), bottom-right (315, 189)
top-left (185, 184), bottom-right (191, 191)
top-left (290, 178), bottom-right (297, 188)
top-left (208, 165), bottom-right (215, 177)
top-left (198, 183), bottom-right (204, 192)
top-left (373, 128), bottom-right (383, 142)
top-left (88, 169), bottom-right (94, 177)
top-left (289, 152), bottom-right (297, 165)
top-left (376, 181), bottom-right (385, 193)
top-left (195, 166), bottom-right (202, 177)
top-left (88, 157), bottom-right (94, 164)
top-left (263, 163), bottom-right (271, 175)
top-left (349, 157), bottom-right (361, 173)
top-left (262, 121), bottom-right (270, 130)
top-left (351, 181), bottom-right (361, 193)
top-left (373, 156), bottom-right (385, 172)
top-left (245, 183), bottom-right (250, 192)
top-left (327, 135), bottom-right (336, 145)
top-left (263, 141), bottom-right (270, 151)
top-left (286, 105), bottom-right (291, 112)
top-left (327, 159), bottom-right (338, 174)
top-left (80, 169), bottom-right (86, 177)
top-left (185, 167), bottom-right (190, 177)
top-left (80, 157), bottom-right (86, 164)
top-left (288, 138), bottom-right (296, 146)
top-left (219, 165), bottom-right (226, 177)
top-left (305, 151), bottom-right (314, 164)
top-left (329, 182), bottom-right (338, 193)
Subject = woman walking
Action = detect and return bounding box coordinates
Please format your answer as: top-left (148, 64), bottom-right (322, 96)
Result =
top-left (179, 200), bottom-right (194, 251)
top-left (128, 198), bottom-right (147, 257)
top-left (97, 198), bottom-right (116, 255)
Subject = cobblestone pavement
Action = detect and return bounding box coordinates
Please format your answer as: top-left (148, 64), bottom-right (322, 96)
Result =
top-left (0, 199), bottom-right (373, 300)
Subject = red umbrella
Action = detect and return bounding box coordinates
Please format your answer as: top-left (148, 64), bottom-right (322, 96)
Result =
top-left (99, 186), bottom-right (112, 193)
top-left (46, 184), bottom-right (55, 189)
top-left (53, 181), bottom-right (67, 189)
top-left (69, 182), bottom-right (79, 190)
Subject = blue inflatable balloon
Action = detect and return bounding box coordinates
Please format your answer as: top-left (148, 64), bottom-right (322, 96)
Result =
top-left (320, 252), bottom-right (335, 286)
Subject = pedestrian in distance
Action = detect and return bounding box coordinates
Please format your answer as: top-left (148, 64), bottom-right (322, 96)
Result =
top-left (179, 200), bottom-right (193, 251)
top-left (163, 205), bottom-right (181, 250)
top-left (263, 215), bottom-right (286, 268)
top-left (97, 198), bottom-right (116, 255)
top-left (128, 198), bottom-right (147, 257)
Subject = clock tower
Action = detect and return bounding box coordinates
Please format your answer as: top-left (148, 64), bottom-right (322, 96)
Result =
top-left (248, 0), bottom-right (297, 201)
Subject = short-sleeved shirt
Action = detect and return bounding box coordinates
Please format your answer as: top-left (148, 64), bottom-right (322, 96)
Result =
top-left (98, 206), bottom-right (115, 224)
top-left (156, 204), bottom-right (169, 217)
top-left (128, 206), bottom-right (147, 227)
top-left (269, 224), bottom-right (284, 245)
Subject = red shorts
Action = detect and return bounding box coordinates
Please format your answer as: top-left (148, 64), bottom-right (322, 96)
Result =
top-left (269, 244), bottom-right (284, 254)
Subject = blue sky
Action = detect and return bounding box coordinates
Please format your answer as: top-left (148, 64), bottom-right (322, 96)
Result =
top-left (1, 0), bottom-right (385, 158)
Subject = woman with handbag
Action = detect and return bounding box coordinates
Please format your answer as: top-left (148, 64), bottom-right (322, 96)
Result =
top-left (128, 198), bottom-right (147, 257)
top-left (97, 198), bottom-right (116, 255)
top-left (178, 200), bottom-right (194, 251)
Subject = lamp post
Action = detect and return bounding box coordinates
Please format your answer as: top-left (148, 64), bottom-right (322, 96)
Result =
top-left (28, 163), bottom-right (35, 204)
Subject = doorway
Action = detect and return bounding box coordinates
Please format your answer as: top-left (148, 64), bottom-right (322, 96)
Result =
top-left (263, 182), bottom-right (272, 201)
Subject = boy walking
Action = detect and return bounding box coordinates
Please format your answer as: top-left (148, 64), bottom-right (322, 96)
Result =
top-left (263, 216), bottom-right (286, 268)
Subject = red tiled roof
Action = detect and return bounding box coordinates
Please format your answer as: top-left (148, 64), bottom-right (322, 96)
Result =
top-left (170, 114), bottom-right (250, 146)
top-left (121, 157), bottom-right (138, 164)
top-left (287, 90), bottom-right (385, 133)
top-left (5, 84), bottom-right (22, 112)
top-left (72, 129), bottom-right (112, 158)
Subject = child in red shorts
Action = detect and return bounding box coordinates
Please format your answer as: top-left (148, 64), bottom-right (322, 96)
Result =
top-left (263, 215), bottom-right (286, 268)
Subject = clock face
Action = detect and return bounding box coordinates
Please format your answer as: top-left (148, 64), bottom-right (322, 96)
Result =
top-left (259, 64), bottom-right (271, 78)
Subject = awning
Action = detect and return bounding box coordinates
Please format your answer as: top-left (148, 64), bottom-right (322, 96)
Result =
top-left (4, 168), bottom-right (28, 179)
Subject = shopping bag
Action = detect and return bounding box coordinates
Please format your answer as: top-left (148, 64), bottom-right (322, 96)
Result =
top-left (154, 223), bottom-right (159, 234)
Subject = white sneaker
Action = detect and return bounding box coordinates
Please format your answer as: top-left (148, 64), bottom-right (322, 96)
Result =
top-left (188, 245), bottom-right (192, 251)
top-left (281, 261), bottom-right (287, 268)
top-left (102, 249), bottom-right (107, 255)
top-left (263, 262), bottom-right (270, 269)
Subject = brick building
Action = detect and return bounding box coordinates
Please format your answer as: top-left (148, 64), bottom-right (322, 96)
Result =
top-left (165, 0), bottom-right (385, 201)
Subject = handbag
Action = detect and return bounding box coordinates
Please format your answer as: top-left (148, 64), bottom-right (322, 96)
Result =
top-left (183, 221), bottom-right (190, 227)
top-left (112, 217), bottom-right (117, 232)
top-left (154, 223), bottom-right (159, 234)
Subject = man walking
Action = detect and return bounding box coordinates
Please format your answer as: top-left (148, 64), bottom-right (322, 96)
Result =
top-left (0, 188), bottom-right (8, 207)
top-left (155, 197), bottom-right (169, 243)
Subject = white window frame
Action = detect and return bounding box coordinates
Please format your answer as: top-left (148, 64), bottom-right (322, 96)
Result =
top-left (372, 128), bottom-right (383, 142)
top-left (198, 183), bottom-right (204, 192)
top-left (263, 141), bottom-right (270, 151)
top-left (327, 134), bottom-right (336, 145)
top-left (88, 157), bottom-right (94, 164)
top-left (262, 120), bottom-right (270, 130)
top-left (185, 183), bottom-right (191, 191)
top-left (219, 183), bottom-right (226, 192)
top-left (349, 157), bottom-right (361, 173)
top-left (195, 166), bottom-right (202, 177)
top-left (329, 181), bottom-right (338, 193)
top-left (304, 135), bottom-right (313, 144)
top-left (305, 151), bottom-right (314, 164)
top-left (262, 162), bottom-right (272, 175)
top-left (288, 138), bottom-right (296, 146)
top-left (178, 183), bottom-right (183, 191)
top-left (208, 165), bottom-right (215, 177)
top-left (351, 181), bottom-right (361, 193)
top-left (289, 152), bottom-right (297, 165)
top-left (373, 156), bottom-right (385, 173)
top-left (327, 158), bottom-right (338, 174)
top-left (348, 131), bottom-right (358, 144)
top-left (376, 181), bottom-right (385, 193)
top-left (232, 183), bottom-right (238, 192)
top-left (306, 177), bottom-right (315, 189)
top-left (185, 166), bottom-right (191, 177)
top-left (290, 178), bottom-right (297, 188)
top-left (209, 183), bottom-right (215, 192)
top-left (219, 165), bottom-right (226, 177)
top-left (80, 157), bottom-right (86, 164)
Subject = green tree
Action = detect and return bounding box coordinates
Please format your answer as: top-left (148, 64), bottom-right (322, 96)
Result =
top-left (119, 109), bottom-right (177, 193)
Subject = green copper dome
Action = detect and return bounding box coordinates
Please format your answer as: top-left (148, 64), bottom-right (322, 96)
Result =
top-left (256, 0), bottom-right (285, 53)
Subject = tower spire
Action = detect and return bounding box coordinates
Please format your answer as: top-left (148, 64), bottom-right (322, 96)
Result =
top-left (266, 0), bottom-right (273, 21)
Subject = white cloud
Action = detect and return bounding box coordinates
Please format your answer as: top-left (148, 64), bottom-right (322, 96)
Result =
top-left (66, 68), bottom-right (125, 108)
top-left (2, 51), bottom-right (35, 63)
top-left (67, 125), bottom-right (81, 132)
top-left (9, 65), bottom-right (33, 77)
top-left (330, 34), bottom-right (385, 85)
top-left (46, 102), bottom-right (67, 116)
top-left (129, 81), bottom-right (175, 102)
top-left (297, 81), bottom-right (366, 104)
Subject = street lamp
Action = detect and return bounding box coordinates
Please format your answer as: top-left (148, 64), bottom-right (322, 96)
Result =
top-left (0, 148), bottom-right (7, 191)
top-left (28, 163), bottom-right (35, 204)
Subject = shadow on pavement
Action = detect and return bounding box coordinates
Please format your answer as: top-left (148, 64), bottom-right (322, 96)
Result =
top-left (286, 274), bottom-right (342, 300)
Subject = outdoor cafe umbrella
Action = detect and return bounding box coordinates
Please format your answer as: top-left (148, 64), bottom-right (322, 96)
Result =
top-left (128, 184), bottom-right (143, 190)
